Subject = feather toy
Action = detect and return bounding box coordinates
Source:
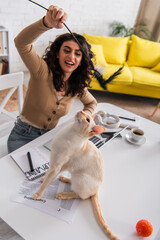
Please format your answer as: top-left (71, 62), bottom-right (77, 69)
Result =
top-left (28, 0), bottom-right (123, 90)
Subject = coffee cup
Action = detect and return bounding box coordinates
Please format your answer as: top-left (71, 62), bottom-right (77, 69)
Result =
top-left (131, 128), bottom-right (144, 141)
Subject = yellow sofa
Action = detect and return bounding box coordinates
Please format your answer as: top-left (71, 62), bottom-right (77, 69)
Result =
top-left (83, 33), bottom-right (160, 99)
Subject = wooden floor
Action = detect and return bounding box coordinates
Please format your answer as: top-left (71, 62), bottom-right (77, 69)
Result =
top-left (0, 218), bottom-right (23, 240)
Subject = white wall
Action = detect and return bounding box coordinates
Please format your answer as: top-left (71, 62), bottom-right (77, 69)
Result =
top-left (0, 0), bottom-right (141, 83)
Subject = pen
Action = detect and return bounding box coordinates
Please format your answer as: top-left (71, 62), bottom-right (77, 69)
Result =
top-left (118, 116), bottom-right (136, 121)
top-left (27, 152), bottom-right (34, 172)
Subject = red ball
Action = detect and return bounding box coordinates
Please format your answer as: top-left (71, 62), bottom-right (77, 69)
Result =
top-left (136, 219), bottom-right (153, 237)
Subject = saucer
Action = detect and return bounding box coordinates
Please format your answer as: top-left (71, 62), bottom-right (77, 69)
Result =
top-left (125, 132), bottom-right (146, 145)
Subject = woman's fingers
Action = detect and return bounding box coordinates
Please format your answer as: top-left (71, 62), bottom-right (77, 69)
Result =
top-left (51, 6), bottom-right (67, 27)
top-left (60, 11), bottom-right (67, 24)
top-left (45, 5), bottom-right (67, 28)
top-left (56, 8), bottom-right (65, 20)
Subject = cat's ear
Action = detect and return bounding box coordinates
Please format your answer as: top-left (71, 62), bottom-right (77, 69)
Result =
top-left (92, 113), bottom-right (96, 119)
top-left (89, 125), bottom-right (105, 137)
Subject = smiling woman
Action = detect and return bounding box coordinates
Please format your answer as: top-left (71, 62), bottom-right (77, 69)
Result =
top-left (43, 32), bottom-right (93, 96)
top-left (7, 5), bottom-right (97, 153)
top-left (58, 42), bottom-right (82, 76)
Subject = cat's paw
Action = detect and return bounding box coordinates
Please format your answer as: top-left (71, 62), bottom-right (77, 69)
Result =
top-left (56, 192), bottom-right (65, 199)
top-left (59, 176), bottom-right (70, 183)
top-left (56, 192), bottom-right (79, 200)
top-left (41, 177), bottom-right (45, 182)
top-left (33, 192), bottom-right (42, 200)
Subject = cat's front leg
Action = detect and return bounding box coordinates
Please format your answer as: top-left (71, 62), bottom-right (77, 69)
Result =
top-left (33, 167), bottom-right (60, 200)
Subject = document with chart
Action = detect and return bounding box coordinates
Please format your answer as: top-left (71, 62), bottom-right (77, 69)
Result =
top-left (11, 174), bottom-right (80, 223)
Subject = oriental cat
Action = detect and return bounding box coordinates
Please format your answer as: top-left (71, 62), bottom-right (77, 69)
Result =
top-left (33, 111), bottom-right (119, 240)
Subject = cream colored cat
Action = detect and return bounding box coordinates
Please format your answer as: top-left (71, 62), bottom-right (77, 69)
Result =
top-left (33, 111), bottom-right (119, 240)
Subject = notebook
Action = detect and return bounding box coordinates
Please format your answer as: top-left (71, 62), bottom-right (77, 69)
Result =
top-left (11, 147), bottom-right (49, 181)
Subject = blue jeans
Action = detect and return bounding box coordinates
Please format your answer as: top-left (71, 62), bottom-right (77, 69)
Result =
top-left (7, 118), bottom-right (50, 153)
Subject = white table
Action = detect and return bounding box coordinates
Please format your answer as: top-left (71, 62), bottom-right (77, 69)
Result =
top-left (0, 103), bottom-right (160, 240)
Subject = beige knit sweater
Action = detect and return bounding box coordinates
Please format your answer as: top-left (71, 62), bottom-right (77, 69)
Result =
top-left (14, 18), bottom-right (97, 130)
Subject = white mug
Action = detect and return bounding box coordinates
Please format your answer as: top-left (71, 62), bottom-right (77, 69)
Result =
top-left (131, 128), bottom-right (144, 141)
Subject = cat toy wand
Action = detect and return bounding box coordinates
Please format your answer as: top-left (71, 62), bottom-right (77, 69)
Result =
top-left (28, 0), bottom-right (123, 90)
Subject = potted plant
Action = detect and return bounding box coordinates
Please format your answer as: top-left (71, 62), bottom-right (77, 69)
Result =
top-left (109, 21), bottom-right (155, 41)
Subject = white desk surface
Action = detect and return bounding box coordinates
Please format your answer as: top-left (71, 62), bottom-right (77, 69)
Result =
top-left (0, 103), bottom-right (160, 240)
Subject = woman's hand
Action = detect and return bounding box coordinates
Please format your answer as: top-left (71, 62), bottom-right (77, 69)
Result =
top-left (44, 5), bottom-right (67, 29)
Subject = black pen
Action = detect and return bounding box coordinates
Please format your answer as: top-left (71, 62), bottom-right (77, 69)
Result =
top-left (118, 116), bottom-right (136, 122)
top-left (27, 152), bottom-right (34, 172)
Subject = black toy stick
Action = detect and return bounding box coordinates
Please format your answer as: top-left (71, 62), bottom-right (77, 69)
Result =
top-left (28, 0), bottom-right (123, 89)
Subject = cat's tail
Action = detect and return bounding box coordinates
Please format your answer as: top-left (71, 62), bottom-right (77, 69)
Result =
top-left (91, 193), bottom-right (120, 240)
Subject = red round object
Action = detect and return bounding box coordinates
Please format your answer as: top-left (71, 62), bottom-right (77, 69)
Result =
top-left (136, 219), bottom-right (153, 237)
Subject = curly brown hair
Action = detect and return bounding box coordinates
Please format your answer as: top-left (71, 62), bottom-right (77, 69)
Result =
top-left (42, 33), bottom-right (94, 97)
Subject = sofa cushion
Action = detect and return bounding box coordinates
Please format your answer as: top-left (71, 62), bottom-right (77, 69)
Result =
top-left (83, 33), bottom-right (129, 64)
top-left (127, 35), bottom-right (160, 68)
top-left (91, 44), bottom-right (108, 67)
top-left (91, 64), bottom-right (132, 88)
top-left (129, 66), bottom-right (160, 89)
top-left (152, 62), bottom-right (160, 72)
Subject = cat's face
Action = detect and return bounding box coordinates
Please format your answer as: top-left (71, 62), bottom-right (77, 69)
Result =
top-left (75, 111), bottom-right (105, 138)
